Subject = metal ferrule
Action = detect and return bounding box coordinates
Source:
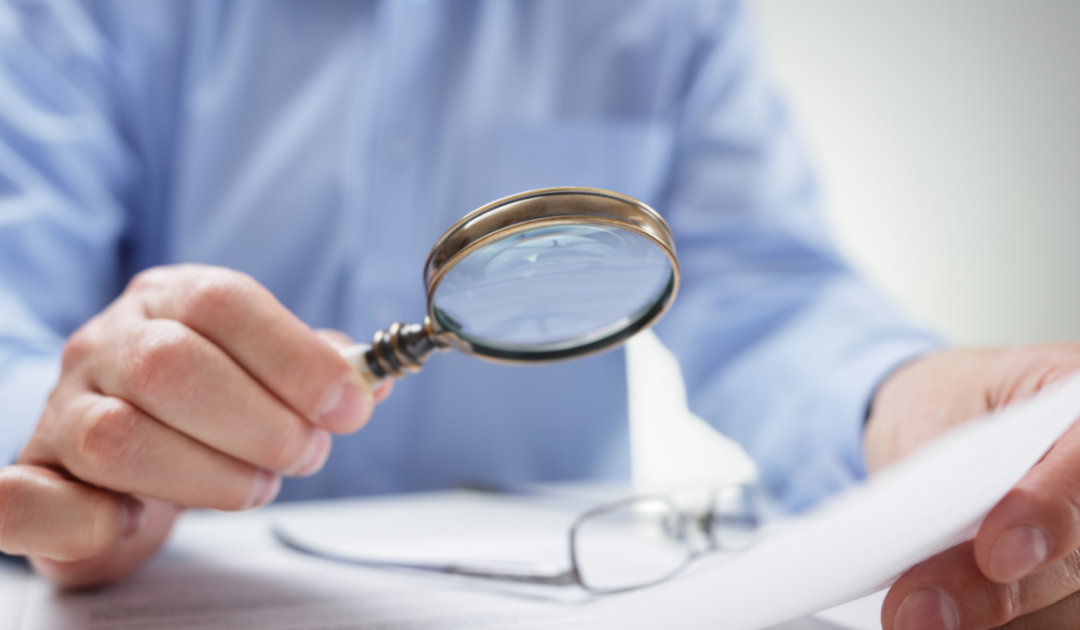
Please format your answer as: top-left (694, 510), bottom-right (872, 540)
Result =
top-left (364, 317), bottom-right (447, 379)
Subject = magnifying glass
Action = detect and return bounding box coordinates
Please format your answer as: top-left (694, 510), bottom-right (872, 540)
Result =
top-left (340, 187), bottom-right (680, 388)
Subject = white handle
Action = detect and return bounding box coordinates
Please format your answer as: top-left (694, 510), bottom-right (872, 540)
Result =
top-left (339, 343), bottom-right (386, 390)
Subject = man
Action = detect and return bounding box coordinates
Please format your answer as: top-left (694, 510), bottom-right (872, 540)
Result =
top-left (0, 1), bottom-right (1076, 628)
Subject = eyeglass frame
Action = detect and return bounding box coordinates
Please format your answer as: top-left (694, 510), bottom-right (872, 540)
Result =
top-left (271, 485), bottom-right (761, 595)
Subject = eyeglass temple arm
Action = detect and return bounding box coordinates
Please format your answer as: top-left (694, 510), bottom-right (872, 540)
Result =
top-left (439, 565), bottom-right (579, 586)
top-left (272, 525), bottom-right (580, 587)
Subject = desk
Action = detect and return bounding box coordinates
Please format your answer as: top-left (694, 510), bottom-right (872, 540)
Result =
top-left (10, 374), bottom-right (1079, 629)
top-left (0, 490), bottom-right (884, 630)
top-left (0, 558), bottom-right (29, 630)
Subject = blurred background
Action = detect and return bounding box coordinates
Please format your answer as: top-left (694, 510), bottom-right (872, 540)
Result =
top-left (631, 0), bottom-right (1080, 491)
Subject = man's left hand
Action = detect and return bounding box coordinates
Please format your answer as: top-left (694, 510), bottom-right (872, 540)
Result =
top-left (865, 345), bottom-right (1080, 630)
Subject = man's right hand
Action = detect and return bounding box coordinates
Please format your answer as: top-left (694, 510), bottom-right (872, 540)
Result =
top-left (0, 265), bottom-right (385, 587)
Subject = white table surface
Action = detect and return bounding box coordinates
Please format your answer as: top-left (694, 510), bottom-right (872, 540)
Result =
top-left (0, 490), bottom-right (888, 630)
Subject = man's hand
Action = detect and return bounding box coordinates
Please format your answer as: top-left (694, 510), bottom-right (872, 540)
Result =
top-left (865, 345), bottom-right (1080, 630)
top-left (0, 265), bottom-right (388, 587)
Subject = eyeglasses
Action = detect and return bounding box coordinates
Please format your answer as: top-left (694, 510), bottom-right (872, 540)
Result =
top-left (272, 485), bottom-right (761, 595)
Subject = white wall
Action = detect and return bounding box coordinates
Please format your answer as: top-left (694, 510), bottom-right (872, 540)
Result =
top-left (632, 1), bottom-right (1080, 489)
top-left (750, 0), bottom-right (1080, 345)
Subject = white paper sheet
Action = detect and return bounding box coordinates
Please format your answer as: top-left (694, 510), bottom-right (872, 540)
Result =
top-left (19, 497), bottom-right (593, 630)
top-left (17, 506), bottom-right (848, 630)
top-left (591, 371), bottom-right (1080, 628)
top-left (0, 560), bottom-right (30, 630)
top-left (17, 372), bottom-right (1080, 630)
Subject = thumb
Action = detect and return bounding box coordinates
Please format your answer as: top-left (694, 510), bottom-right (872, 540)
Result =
top-left (0, 464), bottom-right (181, 588)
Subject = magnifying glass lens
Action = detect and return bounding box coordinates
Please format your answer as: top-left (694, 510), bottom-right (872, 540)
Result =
top-left (432, 224), bottom-right (673, 355)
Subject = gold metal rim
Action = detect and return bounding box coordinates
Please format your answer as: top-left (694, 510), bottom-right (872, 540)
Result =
top-left (424, 187), bottom-right (675, 289)
top-left (422, 187), bottom-right (681, 363)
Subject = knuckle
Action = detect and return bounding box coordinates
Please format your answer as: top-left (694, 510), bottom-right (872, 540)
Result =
top-left (1062, 491), bottom-right (1080, 539)
top-left (62, 491), bottom-right (119, 560)
top-left (127, 264), bottom-right (206, 293)
top-left (0, 469), bottom-right (28, 550)
top-left (1064, 547), bottom-right (1080, 575)
top-left (987, 581), bottom-right (1022, 627)
top-left (74, 399), bottom-right (141, 478)
top-left (180, 268), bottom-right (257, 323)
top-left (1010, 478), bottom-right (1080, 556)
top-left (202, 466), bottom-right (262, 512)
top-left (121, 323), bottom-right (197, 401)
top-left (998, 598), bottom-right (1075, 630)
top-left (127, 267), bottom-right (163, 292)
top-left (221, 475), bottom-right (260, 511)
top-left (1058, 549), bottom-right (1080, 594)
top-left (261, 416), bottom-right (310, 472)
top-left (61, 327), bottom-right (97, 372)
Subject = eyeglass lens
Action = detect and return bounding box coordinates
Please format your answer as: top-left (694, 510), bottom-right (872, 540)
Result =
top-left (571, 498), bottom-right (696, 593)
top-left (571, 487), bottom-right (762, 593)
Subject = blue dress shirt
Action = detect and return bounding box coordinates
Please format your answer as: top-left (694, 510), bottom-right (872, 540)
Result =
top-left (0, 0), bottom-right (940, 510)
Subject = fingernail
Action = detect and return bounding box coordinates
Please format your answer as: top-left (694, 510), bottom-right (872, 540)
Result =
top-left (289, 430), bottom-right (331, 477)
top-left (989, 524), bottom-right (1049, 582)
top-left (122, 498), bottom-right (146, 538)
top-left (318, 381), bottom-right (371, 431)
top-left (246, 470), bottom-right (281, 509)
top-left (895, 588), bottom-right (958, 630)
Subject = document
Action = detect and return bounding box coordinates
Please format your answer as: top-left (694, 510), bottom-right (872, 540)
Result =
top-left (17, 373), bottom-right (1080, 630)
top-left (590, 371), bottom-right (1080, 628)
top-left (19, 496), bottom-right (596, 630)
top-left (0, 559), bottom-right (29, 630)
top-left (18, 521), bottom-right (852, 630)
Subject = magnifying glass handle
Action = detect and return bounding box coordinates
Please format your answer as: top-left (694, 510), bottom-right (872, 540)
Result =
top-left (338, 321), bottom-right (445, 390)
top-left (339, 343), bottom-right (386, 390)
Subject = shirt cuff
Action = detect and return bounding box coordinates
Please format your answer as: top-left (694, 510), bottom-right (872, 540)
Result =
top-left (778, 336), bottom-right (943, 511)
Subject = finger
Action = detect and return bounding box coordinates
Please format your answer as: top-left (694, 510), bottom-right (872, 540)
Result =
top-left (129, 266), bottom-right (372, 432)
top-left (23, 392), bottom-right (285, 511)
top-left (316, 329), bottom-right (394, 403)
top-left (315, 328), bottom-right (356, 349)
top-left (29, 496), bottom-right (183, 589)
top-left (996, 590), bottom-right (1080, 629)
top-left (0, 465), bottom-right (141, 563)
top-left (883, 540), bottom-right (1080, 630)
top-left (87, 318), bottom-right (331, 477)
top-left (974, 419), bottom-right (1080, 584)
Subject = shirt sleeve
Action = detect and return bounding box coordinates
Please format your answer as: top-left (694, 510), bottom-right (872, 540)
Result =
top-left (0, 1), bottom-right (138, 464)
top-left (652, 0), bottom-right (944, 511)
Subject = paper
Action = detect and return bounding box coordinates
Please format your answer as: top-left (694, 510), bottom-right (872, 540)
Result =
top-left (17, 372), bottom-right (1080, 630)
top-left (17, 539), bottom-right (853, 630)
top-left (588, 371), bottom-right (1080, 628)
top-left (22, 554), bottom-right (603, 630)
top-left (19, 498), bottom-right (592, 630)
top-left (18, 500), bottom-right (840, 630)
top-left (0, 559), bottom-right (30, 630)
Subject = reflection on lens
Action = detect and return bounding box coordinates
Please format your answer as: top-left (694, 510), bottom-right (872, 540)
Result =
top-left (572, 498), bottom-right (691, 593)
top-left (432, 224), bottom-right (672, 354)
